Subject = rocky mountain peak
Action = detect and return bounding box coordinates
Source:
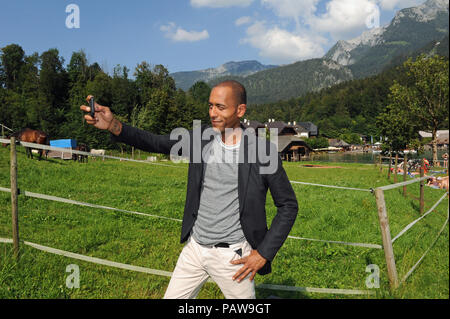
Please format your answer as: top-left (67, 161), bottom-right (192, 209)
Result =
top-left (325, 0), bottom-right (449, 67)
top-left (393, 0), bottom-right (449, 24)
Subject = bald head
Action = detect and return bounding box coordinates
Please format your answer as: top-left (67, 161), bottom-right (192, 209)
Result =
top-left (213, 80), bottom-right (247, 106)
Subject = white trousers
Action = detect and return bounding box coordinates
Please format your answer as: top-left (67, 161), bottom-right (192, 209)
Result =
top-left (163, 236), bottom-right (256, 299)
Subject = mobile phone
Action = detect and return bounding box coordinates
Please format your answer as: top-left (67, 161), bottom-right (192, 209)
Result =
top-left (89, 96), bottom-right (95, 118)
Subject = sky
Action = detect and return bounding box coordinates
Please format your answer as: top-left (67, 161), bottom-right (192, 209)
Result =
top-left (0, 0), bottom-right (427, 74)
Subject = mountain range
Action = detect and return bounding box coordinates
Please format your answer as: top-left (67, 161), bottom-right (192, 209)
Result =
top-left (171, 0), bottom-right (449, 104)
top-left (208, 59), bottom-right (353, 105)
top-left (171, 60), bottom-right (277, 91)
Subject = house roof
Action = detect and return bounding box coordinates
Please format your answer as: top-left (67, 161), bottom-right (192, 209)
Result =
top-left (265, 121), bottom-right (297, 135)
top-left (328, 139), bottom-right (350, 147)
top-left (266, 121), bottom-right (289, 129)
top-left (277, 135), bottom-right (312, 153)
top-left (298, 122), bottom-right (318, 135)
top-left (262, 120), bottom-right (317, 136)
top-left (242, 120), bottom-right (265, 130)
top-left (293, 124), bottom-right (308, 133)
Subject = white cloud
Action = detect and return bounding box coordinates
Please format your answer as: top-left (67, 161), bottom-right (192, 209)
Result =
top-left (241, 21), bottom-right (326, 64)
top-left (235, 0), bottom-right (431, 64)
top-left (160, 22), bottom-right (209, 42)
top-left (259, 0), bottom-right (384, 40)
top-left (190, 0), bottom-right (254, 8)
top-left (310, 0), bottom-right (381, 40)
top-left (261, 0), bottom-right (320, 21)
top-left (377, 0), bottom-right (423, 11)
top-left (235, 16), bottom-right (252, 26)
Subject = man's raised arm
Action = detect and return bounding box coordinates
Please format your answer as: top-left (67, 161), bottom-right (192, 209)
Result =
top-left (80, 95), bottom-right (177, 155)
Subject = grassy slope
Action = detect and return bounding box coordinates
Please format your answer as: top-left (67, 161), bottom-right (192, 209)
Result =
top-left (0, 147), bottom-right (448, 299)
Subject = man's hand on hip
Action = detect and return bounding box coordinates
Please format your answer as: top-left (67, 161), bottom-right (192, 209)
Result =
top-left (231, 249), bottom-right (267, 282)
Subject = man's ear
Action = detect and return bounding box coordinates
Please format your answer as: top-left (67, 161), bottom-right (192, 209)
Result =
top-left (237, 104), bottom-right (247, 118)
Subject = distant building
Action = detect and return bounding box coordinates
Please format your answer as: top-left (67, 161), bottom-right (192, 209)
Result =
top-left (264, 119), bottom-right (313, 138)
top-left (291, 121), bottom-right (309, 138)
top-left (328, 139), bottom-right (351, 151)
top-left (265, 120), bottom-right (297, 136)
top-left (298, 122), bottom-right (318, 137)
top-left (277, 135), bottom-right (312, 161)
top-left (419, 130), bottom-right (449, 147)
top-left (242, 119), bottom-right (314, 161)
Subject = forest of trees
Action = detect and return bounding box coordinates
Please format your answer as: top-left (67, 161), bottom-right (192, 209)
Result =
top-left (0, 44), bottom-right (211, 150)
top-left (244, 65), bottom-right (404, 140)
top-left (1, 43), bottom-right (448, 152)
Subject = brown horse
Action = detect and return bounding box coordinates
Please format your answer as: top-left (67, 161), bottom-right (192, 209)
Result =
top-left (7, 128), bottom-right (50, 160)
top-left (72, 143), bottom-right (90, 163)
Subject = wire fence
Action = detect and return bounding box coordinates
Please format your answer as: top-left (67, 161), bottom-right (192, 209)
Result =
top-left (0, 137), bottom-right (448, 294)
top-left (1, 124), bottom-right (13, 134)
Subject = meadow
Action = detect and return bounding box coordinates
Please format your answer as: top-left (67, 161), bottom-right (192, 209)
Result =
top-left (0, 146), bottom-right (448, 299)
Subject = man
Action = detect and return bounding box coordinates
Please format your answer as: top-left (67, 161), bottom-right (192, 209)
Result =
top-left (81, 80), bottom-right (298, 299)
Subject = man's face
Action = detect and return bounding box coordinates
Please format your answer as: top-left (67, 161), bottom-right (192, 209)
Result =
top-left (208, 86), bottom-right (245, 133)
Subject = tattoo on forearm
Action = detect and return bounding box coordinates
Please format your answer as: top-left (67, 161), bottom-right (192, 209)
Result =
top-left (108, 118), bottom-right (122, 136)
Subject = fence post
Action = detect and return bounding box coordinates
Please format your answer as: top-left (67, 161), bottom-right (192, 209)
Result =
top-left (420, 160), bottom-right (425, 214)
top-left (10, 136), bottom-right (20, 259)
top-left (379, 155), bottom-right (382, 173)
top-left (374, 188), bottom-right (399, 289)
top-left (388, 154), bottom-right (392, 180)
top-left (394, 154), bottom-right (398, 183)
top-left (403, 154), bottom-right (408, 197)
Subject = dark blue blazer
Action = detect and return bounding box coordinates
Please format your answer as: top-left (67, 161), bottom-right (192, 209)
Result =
top-left (112, 123), bottom-right (298, 275)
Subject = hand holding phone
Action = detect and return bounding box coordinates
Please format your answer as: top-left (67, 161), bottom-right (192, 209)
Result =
top-left (89, 96), bottom-right (95, 118)
top-left (81, 95), bottom-right (117, 132)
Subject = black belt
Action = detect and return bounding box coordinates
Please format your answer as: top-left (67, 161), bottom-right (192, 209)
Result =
top-left (213, 242), bottom-right (230, 248)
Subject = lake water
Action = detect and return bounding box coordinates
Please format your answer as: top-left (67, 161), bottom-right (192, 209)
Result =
top-left (308, 149), bottom-right (449, 165)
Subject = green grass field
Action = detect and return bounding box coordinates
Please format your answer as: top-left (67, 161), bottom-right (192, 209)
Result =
top-left (0, 146), bottom-right (448, 299)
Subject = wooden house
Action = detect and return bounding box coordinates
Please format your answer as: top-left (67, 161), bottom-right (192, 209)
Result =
top-left (277, 135), bottom-right (312, 161)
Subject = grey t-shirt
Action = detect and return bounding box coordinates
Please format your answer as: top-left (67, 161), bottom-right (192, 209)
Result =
top-left (191, 135), bottom-right (245, 246)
